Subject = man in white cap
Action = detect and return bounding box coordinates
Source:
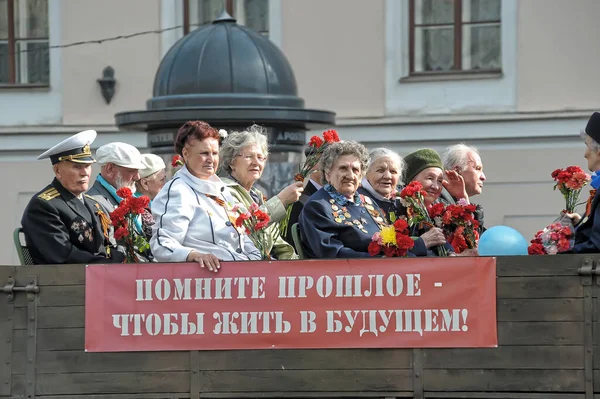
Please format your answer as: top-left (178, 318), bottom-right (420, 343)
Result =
top-left (134, 153), bottom-right (166, 240)
top-left (21, 130), bottom-right (123, 264)
top-left (87, 142), bottom-right (145, 212)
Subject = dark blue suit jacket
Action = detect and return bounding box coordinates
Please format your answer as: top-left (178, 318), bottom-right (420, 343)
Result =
top-left (572, 189), bottom-right (600, 253)
top-left (299, 188), bottom-right (384, 258)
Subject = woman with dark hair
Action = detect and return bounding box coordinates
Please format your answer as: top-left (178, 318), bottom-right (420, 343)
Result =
top-left (150, 121), bottom-right (261, 271)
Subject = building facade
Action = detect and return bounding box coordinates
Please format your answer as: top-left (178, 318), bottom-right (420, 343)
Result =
top-left (0, 0), bottom-right (598, 264)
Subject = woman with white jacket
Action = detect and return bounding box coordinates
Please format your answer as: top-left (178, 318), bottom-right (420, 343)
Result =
top-left (150, 121), bottom-right (261, 271)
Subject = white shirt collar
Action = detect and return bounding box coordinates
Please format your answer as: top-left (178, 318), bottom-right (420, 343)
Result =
top-left (309, 178), bottom-right (323, 190)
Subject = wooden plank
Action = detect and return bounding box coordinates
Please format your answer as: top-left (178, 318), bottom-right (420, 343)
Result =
top-left (14, 285), bottom-right (84, 307)
top-left (34, 393), bottom-right (412, 399)
top-left (187, 394), bottom-right (412, 399)
top-left (498, 321), bottom-right (583, 345)
top-left (12, 372), bottom-right (190, 395)
top-left (497, 299), bottom-right (583, 321)
top-left (424, 369), bottom-right (584, 392)
top-left (496, 255), bottom-right (589, 277)
top-left (13, 328), bottom-right (84, 352)
top-left (426, 393), bottom-right (585, 398)
top-left (36, 395), bottom-right (190, 399)
top-left (12, 351), bottom-right (190, 374)
top-left (13, 263), bottom-right (85, 286)
top-left (197, 370), bottom-right (412, 392)
top-left (423, 346), bottom-right (583, 369)
top-left (497, 276), bottom-right (583, 299)
top-left (0, 266), bottom-right (16, 397)
top-left (196, 349), bottom-right (412, 370)
top-left (14, 306), bottom-right (84, 329)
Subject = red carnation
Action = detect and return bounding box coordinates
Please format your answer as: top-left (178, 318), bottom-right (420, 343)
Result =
top-left (322, 129), bottom-right (340, 143)
top-left (368, 241), bottom-right (382, 257)
top-left (116, 187), bottom-right (133, 199)
top-left (172, 155), bottom-right (184, 167)
top-left (308, 136), bottom-right (324, 148)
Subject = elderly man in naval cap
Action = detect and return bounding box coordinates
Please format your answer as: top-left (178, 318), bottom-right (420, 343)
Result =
top-left (21, 130), bottom-right (123, 264)
top-left (87, 141), bottom-right (145, 212)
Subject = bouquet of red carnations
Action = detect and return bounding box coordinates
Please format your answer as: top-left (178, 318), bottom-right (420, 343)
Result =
top-left (368, 218), bottom-right (415, 257)
top-left (279, 129), bottom-right (341, 235)
top-left (398, 181), bottom-right (448, 256)
top-left (440, 199), bottom-right (480, 254)
top-left (551, 166), bottom-right (591, 213)
top-left (232, 202), bottom-right (271, 260)
top-left (528, 222), bottom-right (573, 255)
top-left (109, 187), bottom-right (151, 263)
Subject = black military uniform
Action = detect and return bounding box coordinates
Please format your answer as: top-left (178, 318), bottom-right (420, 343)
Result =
top-left (282, 179), bottom-right (319, 245)
top-left (22, 178), bottom-right (116, 264)
top-left (20, 130), bottom-right (121, 265)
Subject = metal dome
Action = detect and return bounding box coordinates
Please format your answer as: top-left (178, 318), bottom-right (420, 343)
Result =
top-left (115, 11), bottom-right (335, 131)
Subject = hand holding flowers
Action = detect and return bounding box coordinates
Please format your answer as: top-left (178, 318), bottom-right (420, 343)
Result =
top-left (368, 218), bottom-right (415, 257)
top-left (233, 202), bottom-right (271, 260)
top-left (109, 187), bottom-right (151, 263)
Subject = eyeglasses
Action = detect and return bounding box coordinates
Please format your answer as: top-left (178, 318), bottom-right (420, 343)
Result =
top-left (237, 153), bottom-right (267, 163)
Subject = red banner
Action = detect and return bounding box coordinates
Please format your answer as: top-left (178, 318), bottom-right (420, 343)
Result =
top-left (85, 257), bottom-right (497, 352)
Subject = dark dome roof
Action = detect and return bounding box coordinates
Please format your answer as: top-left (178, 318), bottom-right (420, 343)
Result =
top-left (115, 12), bottom-right (335, 131)
top-left (150, 12), bottom-right (301, 109)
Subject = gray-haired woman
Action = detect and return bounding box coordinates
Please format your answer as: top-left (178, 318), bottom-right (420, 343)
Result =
top-left (298, 140), bottom-right (389, 258)
top-left (358, 147), bottom-right (405, 224)
top-left (218, 125), bottom-right (301, 260)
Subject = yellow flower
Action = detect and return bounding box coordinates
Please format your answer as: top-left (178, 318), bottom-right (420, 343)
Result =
top-left (380, 225), bottom-right (397, 246)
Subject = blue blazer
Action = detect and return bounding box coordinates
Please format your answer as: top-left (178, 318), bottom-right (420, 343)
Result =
top-left (572, 189), bottom-right (600, 253)
top-left (299, 188), bottom-right (385, 258)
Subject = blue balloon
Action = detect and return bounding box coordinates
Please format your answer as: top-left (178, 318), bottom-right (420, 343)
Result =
top-left (478, 225), bottom-right (529, 256)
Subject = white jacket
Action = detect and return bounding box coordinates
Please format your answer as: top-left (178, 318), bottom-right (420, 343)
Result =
top-left (150, 166), bottom-right (261, 262)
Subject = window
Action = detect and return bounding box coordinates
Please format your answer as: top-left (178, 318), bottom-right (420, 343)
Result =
top-left (0, 0), bottom-right (49, 85)
top-left (409, 0), bottom-right (501, 74)
top-left (183, 0), bottom-right (269, 36)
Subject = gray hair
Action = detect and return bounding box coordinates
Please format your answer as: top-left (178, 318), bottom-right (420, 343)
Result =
top-left (442, 143), bottom-right (480, 172)
top-left (367, 147), bottom-right (406, 182)
top-left (581, 130), bottom-right (600, 152)
top-left (320, 141), bottom-right (370, 183)
top-left (218, 124), bottom-right (269, 175)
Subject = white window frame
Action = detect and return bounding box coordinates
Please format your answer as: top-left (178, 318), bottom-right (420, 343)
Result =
top-left (384, 0), bottom-right (517, 117)
top-left (0, 0), bottom-right (61, 125)
top-left (160, 0), bottom-right (281, 58)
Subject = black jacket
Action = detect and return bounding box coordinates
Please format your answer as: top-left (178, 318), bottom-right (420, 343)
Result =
top-left (282, 180), bottom-right (319, 245)
top-left (21, 178), bottom-right (120, 264)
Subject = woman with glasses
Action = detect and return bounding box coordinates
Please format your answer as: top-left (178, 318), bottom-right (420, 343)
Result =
top-left (150, 121), bottom-right (262, 272)
top-left (218, 125), bottom-right (302, 260)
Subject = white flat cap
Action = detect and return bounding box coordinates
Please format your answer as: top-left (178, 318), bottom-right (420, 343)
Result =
top-left (139, 154), bottom-right (166, 178)
top-left (37, 130), bottom-right (97, 165)
top-left (95, 142), bottom-right (145, 169)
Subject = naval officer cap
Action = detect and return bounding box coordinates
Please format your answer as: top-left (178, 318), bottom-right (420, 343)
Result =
top-left (95, 142), bottom-right (145, 170)
top-left (37, 130), bottom-right (97, 165)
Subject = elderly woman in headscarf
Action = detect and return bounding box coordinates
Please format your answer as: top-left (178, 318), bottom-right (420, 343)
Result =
top-left (218, 125), bottom-right (301, 260)
top-left (358, 148), bottom-right (405, 224)
top-left (151, 121), bottom-right (262, 271)
top-left (402, 148), bottom-right (477, 257)
top-left (299, 140), bottom-right (390, 258)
